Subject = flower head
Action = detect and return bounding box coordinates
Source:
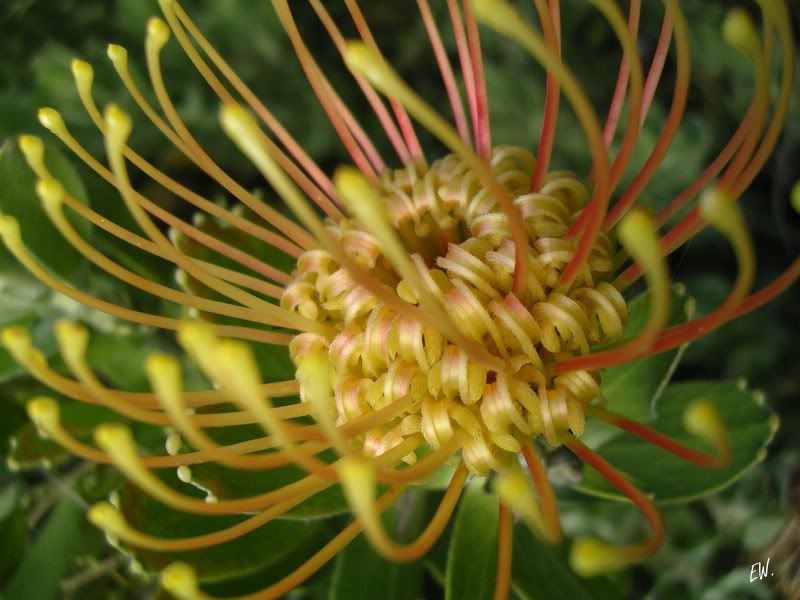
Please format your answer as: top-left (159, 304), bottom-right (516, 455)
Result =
top-left (1, 0), bottom-right (797, 598)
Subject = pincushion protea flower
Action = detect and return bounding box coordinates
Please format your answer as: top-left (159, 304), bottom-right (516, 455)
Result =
top-left (0, 0), bottom-right (797, 597)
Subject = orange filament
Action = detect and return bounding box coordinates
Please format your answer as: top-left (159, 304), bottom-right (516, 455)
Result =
top-left (493, 502), bottom-right (513, 600)
top-left (602, 0), bottom-right (640, 148)
top-left (322, 77), bottom-right (388, 176)
top-left (604, 6), bottom-right (686, 229)
top-left (57, 185), bottom-right (286, 297)
top-left (567, 439), bottom-right (665, 575)
top-left (23, 396), bottom-right (319, 470)
top-left (638, 10), bottom-right (673, 127)
top-left (90, 484), bottom-right (320, 552)
top-left (732, 257), bottom-right (800, 320)
top-left (308, 0), bottom-right (412, 165)
top-left (147, 353), bottom-right (328, 471)
top-left (6, 325), bottom-right (296, 411)
top-left (375, 435), bottom-right (462, 485)
top-left (73, 58), bottom-right (308, 258)
top-left (181, 334), bottom-right (339, 480)
top-left (646, 188), bottom-right (755, 355)
top-left (160, 1), bottom-right (347, 203)
top-left (446, 0), bottom-right (479, 153)
top-left (462, 0), bottom-right (491, 160)
top-left (594, 0), bottom-right (645, 196)
top-left (718, 16), bottom-right (773, 193)
top-left (522, 443), bottom-right (561, 542)
top-left (47, 417), bottom-right (321, 470)
top-left (338, 459), bottom-right (468, 561)
top-left (96, 424), bottom-right (418, 516)
top-left (102, 105), bottom-right (329, 335)
top-left (141, 17), bottom-right (326, 238)
top-left (654, 101), bottom-right (754, 228)
top-left (161, 486), bottom-right (407, 600)
top-left (271, 0), bottom-right (380, 182)
top-left (473, 0), bottom-right (611, 290)
top-left (631, 3), bottom-right (794, 281)
top-left (343, 0), bottom-right (425, 167)
top-left (556, 209), bottom-right (669, 373)
top-left (417, 0), bottom-right (471, 145)
top-left (168, 2), bottom-right (342, 211)
top-left (37, 113), bottom-right (294, 288)
top-left (0, 219), bottom-right (292, 345)
top-left (530, 0), bottom-right (562, 192)
top-left (731, 2), bottom-right (795, 196)
top-left (39, 181), bottom-right (285, 326)
top-left (2, 326), bottom-right (305, 426)
top-left (640, 250), bottom-right (795, 363)
top-left (586, 406), bottom-right (731, 468)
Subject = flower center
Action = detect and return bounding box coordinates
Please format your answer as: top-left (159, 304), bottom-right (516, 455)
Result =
top-left (283, 146), bottom-right (628, 475)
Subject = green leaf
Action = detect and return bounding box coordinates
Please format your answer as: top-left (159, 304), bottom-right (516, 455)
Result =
top-left (252, 342), bottom-right (297, 384)
top-left (329, 491), bottom-right (425, 600)
top-left (511, 525), bottom-right (621, 600)
top-left (117, 470), bottom-right (327, 583)
top-left (445, 483), bottom-right (498, 600)
top-left (84, 329), bottom-right (160, 392)
top-left (415, 458), bottom-right (458, 491)
top-left (576, 381), bottom-right (777, 503)
top-left (2, 495), bottom-right (84, 600)
top-left (0, 312), bottom-right (59, 385)
top-left (196, 531), bottom-right (331, 598)
top-left (0, 390), bottom-right (27, 454)
top-left (9, 399), bottom-right (118, 471)
top-left (187, 457), bottom-right (351, 520)
top-left (423, 507), bottom-right (453, 588)
top-left (0, 484), bottom-right (27, 582)
top-left (0, 271), bottom-right (50, 326)
top-left (0, 139), bottom-right (91, 282)
top-left (600, 285), bottom-right (695, 422)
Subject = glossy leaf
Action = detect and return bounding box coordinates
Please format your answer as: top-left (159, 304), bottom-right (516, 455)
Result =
top-left (188, 457), bottom-right (351, 520)
top-left (329, 490), bottom-right (425, 600)
top-left (2, 496), bottom-right (84, 600)
top-left (511, 525), bottom-right (621, 600)
top-left (84, 329), bottom-right (161, 392)
top-left (0, 389), bottom-right (27, 457)
top-left (600, 285), bottom-right (694, 422)
top-left (195, 530), bottom-right (330, 598)
top-left (9, 399), bottom-right (118, 470)
top-left (0, 313), bottom-right (59, 385)
top-left (0, 271), bottom-right (50, 326)
top-left (445, 483), bottom-right (498, 600)
top-left (0, 484), bottom-right (27, 582)
top-left (576, 381), bottom-right (777, 503)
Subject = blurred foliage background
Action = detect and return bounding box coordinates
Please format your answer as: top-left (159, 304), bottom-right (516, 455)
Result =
top-left (0, 1), bottom-right (798, 598)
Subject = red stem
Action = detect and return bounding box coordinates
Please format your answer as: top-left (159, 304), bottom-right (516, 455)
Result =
top-left (655, 101), bottom-right (754, 228)
top-left (530, 0), bottom-right (562, 191)
top-left (604, 12), bottom-right (683, 229)
top-left (463, 0), bottom-right (492, 160)
top-left (588, 408), bottom-right (727, 468)
top-left (522, 444), bottom-right (561, 541)
top-left (567, 439), bottom-right (664, 555)
top-left (447, 0), bottom-right (479, 154)
top-left (418, 0), bottom-right (471, 145)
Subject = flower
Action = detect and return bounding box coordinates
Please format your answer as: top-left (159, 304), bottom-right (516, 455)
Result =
top-left (0, 0), bottom-right (797, 598)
